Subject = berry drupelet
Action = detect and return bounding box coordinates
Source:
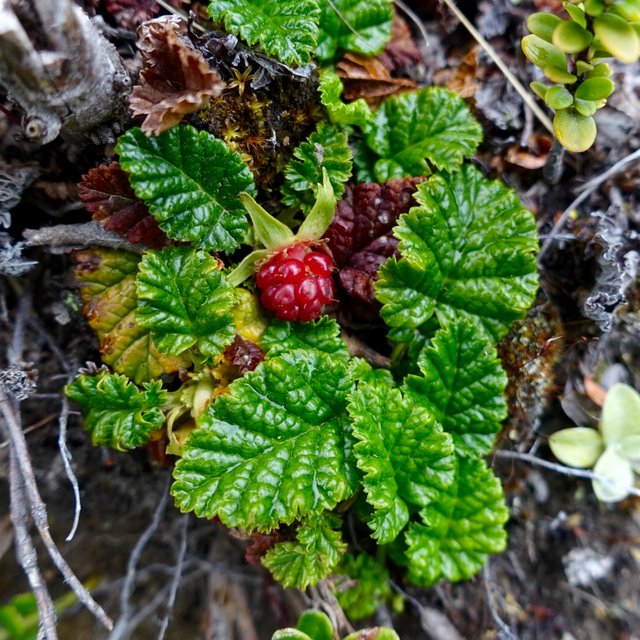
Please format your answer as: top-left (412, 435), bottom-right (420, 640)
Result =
top-left (256, 243), bottom-right (335, 322)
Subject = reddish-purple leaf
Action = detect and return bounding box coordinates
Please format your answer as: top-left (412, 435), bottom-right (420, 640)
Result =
top-left (78, 162), bottom-right (169, 249)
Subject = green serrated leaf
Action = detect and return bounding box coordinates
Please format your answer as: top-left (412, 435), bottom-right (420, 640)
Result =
top-left (65, 372), bottom-right (165, 451)
top-left (403, 319), bottom-right (508, 457)
top-left (262, 514), bottom-right (346, 589)
top-left (316, 0), bottom-right (394, 62)
top-left (348, 378), bottom-right (455, 543)
top-left (336, 553), bottom-right (392, 621)
top-left (365, 87), bottom-right (483, 181)
top-left (171, 349), bottom-right (358, 530)
top-left (262, 317), bottom-right (349, 359)
top-left (282, 123), bottom-right (353, 213)
top-left (319, 71), bottom-right (374, 130)
top-left (405, 458), bottom-right (509, 586)
top-left (116, 125), bottom-right (255, 252)
top-left (74, 248), bottom-right (188, 384)
top-left (208, 0), bottom-right (319, 67)
top-left (375, 166), bottom-right (539, 342)
top-left (136, 247), bottom-right (236, 359)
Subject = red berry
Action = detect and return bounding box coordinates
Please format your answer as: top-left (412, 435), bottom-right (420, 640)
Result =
top-left (256, 243), bottom-right (335, 322)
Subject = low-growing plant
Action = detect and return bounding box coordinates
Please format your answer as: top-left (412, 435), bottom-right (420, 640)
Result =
top-left (549, 382), bottom-right (640, 501)
top-left (66, 0), bottom-right (539, 622)
top-left (272, 609), bottom-right (399, 640)
top-left (522, 0), bottom-right (640, 152)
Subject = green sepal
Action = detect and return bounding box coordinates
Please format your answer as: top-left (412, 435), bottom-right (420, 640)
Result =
top-left (348, 377), bottom-right (455, 543)
top-left (240, 192), bottom-right (295, 250)
top-left (262, 317), bottom-right (349, 359)
top-left (365, 87), bottom-right (483, 181)
top-left (208, 0), bottom-right (320, 67)
top-left (282, 123), bottom-right (352, 214)
top-left (171, 349), bottom-right (358, 531)
top-left (136, 247), bottom-right (236, 360)
top-left (116, 125), bottom-right (255, 252)
top-left (316, 0), bottom-right (394, 62)
top-left (262, 513), bottom-right (346, 589)
top-left (375, 166), bottom-right (539, 343)
top-left (584, 0), bottom-right (605, 16)
top-left (319, 71), bottom-right (373, 130)
top-left (549, 427), bottom-right (604, 468)
top-left (527, 12), bottom-right (563, 42)
top-left (403, 319), bottom-right (508, 458)
top-left (65, 372), bottom-right (166, 451)
top-left (226, 249), bottom-right (269, 287)
top-left (594, 13), bottom-right (640, 63)
top-left (405, 458), bottom-right (509, 586)
top-left (295, 169), bottom-right (337, 243)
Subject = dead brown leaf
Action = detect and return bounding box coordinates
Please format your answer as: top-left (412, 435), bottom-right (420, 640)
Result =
top-left (130, 16), bottom-right (225, 135)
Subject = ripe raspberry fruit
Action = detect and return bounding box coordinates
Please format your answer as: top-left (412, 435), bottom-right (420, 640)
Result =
top-left (256, 243), bottom-right (335, 322)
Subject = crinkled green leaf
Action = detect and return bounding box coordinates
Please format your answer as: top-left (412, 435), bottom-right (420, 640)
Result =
top-left (262, 317), bottom-right (349, 359)
top-left (316, 0), bottom-right (394, 61)
top-left (262, 514), bottom-right (346, 589)
top-left (136, 247), bottom-right (236, 359)
top-left (405, 458), bottom-right (508, 586)
top-left (348, 378), bottom-right (455, 543)
top-left (365, 87), bottom-right (483, 181)
top-left (375, 166), bottom-right (539, 342)
top-left (282, 123), bottom-right (353, 213)
top-left (116, 125), bottom-right (255, 252)
top-left (171, 349), bottom-right (358, 530)
top-left (336, 553), bottom-right (392, 621)
top-left (319, 71), bottom-right (373, 130)
top-left (74, 248), bottom-right (189, 384)
top-left (208, 0), bottom-right (319, 67)
top-left (65, 372), bottom-right (165, 451)
top-left (403, 319), bottom-right (508, 457)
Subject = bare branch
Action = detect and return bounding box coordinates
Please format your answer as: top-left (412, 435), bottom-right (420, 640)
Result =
top-left (483, 563), bottom-right (519, 640)
top-left (8, 445), bottom-right (58, 640)
top-left (494, 449), bottom-right (640, 498)
top-left (23, 222), bottom-right (145, 254)
top-left (156, 515), bottom-right (189, 640)
top-left (0, 390), bottom-right (114, 630)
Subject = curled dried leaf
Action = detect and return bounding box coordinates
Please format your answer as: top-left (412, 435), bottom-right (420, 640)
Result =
top-left (337, 52), bottom-right (417, 107)
top-left (78, 162), bottom-right (168, 249)
top-left (130, 17), bottom-right (225, 135)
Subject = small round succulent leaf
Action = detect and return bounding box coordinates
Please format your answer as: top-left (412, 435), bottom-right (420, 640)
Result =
top-left (600, 382), bottom-right (640, 444)
top-left (549, 427), bottom-right (604, 468)
top-left (553, 108), bottom-right (596, 152)
top-left (527, 12), bottom-right (563, 41)
top-left (545, 85), bottom-right (574, 109)
top-left (552, 21), bottom-right (593, 52)
top-left (594, 13), bottom-right (640, 63)
top-left (521, 34), bottom-right (568, 69)
top-left (575, 77), bottom-right (615, 100)
top-left (592, 445), bottom-right (635, 502)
